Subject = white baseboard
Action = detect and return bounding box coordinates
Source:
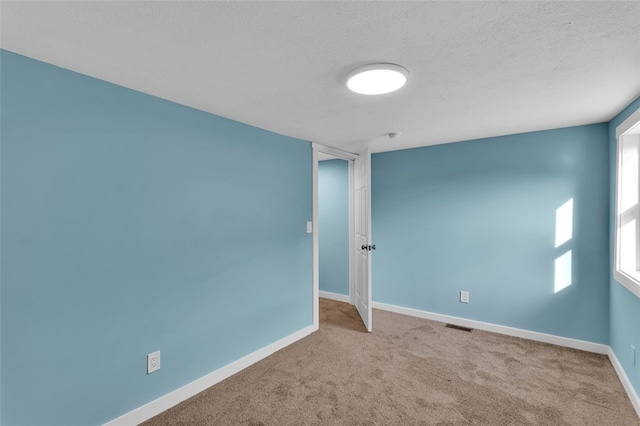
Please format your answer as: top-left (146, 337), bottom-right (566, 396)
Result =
top-left (608, 347), bottom-right (640, 418)
top-left (319, 290), bottom-right (350, 303)
top-left (372, 302), bottom-right (609, 354)
top-left (103, 324), bottom-right (317, 426)
top-left (373, 302), bottom-right (639, 419)
top-left (103, 303), bottom-right (640, 424)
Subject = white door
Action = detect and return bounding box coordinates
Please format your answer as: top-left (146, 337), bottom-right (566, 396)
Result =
top-left (354, 148), bottom-right (373, 332)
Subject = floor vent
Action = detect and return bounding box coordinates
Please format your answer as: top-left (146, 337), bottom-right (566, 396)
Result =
top-left (445, 324), bottom-right (473, 332)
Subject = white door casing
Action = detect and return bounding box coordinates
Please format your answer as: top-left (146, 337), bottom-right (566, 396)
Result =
top-left (354, 147), bottom-right (373, 332)
top-left (311, 142), bottom-right (358, 330)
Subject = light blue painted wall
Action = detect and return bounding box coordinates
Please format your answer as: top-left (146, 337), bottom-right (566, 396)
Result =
top-left (609, 96), bottom-right (640, 396)
top-left (318, 160), bottom-right (349, 296)
top-left (0, 50), bottom-right (312, 426)
top-left (372, 124), bottom-right (610, 344)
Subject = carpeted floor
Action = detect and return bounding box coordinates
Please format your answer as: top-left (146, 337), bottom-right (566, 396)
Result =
top-left (143, 298), bottom-right (639, 425)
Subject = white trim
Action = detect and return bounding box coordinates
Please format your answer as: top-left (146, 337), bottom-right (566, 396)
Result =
top-left (348, 159), bottom-right (355, 305)
top-left (616, 107), bottom-right (640, 138)
top-left (312, 147), bottom-right (320, 329)
top-left (311, 142), bottom-right (358, 161)
top-left (319, 290), bottom-right (351, 303)
top-left (375, 301), bottom-right (640, 415)
top-left (608, 346), bottom-right (640, 418)
top-left (614, 107), bottom-right (640, 300)
top-left (614, 270), bottom-right (640, 299)
top-left (314, 145), bottom-right (355, 311)
top-left (103, 325), bottom-right (316, 426)
top-left (372, 302), bottom-right (608, 354)
top-left (100, 305), bottom-right (640, 425)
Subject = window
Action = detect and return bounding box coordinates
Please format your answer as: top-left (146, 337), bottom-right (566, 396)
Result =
top-left (614, 107), bottom-right (640, 299)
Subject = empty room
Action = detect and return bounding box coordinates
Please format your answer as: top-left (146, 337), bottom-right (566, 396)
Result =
top-left (2, 1), bottom-right (640, 425)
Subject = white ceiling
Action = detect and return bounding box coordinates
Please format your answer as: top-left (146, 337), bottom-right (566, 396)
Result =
top-left (1, 1), bottom-right (639, 153)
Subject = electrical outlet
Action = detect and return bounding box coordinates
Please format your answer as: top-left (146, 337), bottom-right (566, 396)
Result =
top-left (306, 221), bottom-right (313, 233)
top-left (460, 291), bottom-right (469, 304)
top-left (147, 350), bottom-right (160, 374)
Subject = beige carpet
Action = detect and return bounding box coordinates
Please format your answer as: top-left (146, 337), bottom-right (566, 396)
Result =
top-left (143, 298), bottom-right (639, 425)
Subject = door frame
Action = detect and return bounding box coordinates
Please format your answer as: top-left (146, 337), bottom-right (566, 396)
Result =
top-left (312, 142), bottom-right (358, 329)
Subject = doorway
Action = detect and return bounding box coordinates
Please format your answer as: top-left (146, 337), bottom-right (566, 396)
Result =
top-left (312, 143), bottom-right (372, 332)
top-left (318, 154), bottom-right (351, 303)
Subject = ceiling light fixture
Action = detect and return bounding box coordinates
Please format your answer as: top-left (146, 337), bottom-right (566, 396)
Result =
top-left (346, 63), bottom-right (408, 95)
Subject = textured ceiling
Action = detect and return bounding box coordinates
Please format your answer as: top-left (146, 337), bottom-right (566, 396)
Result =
top-left (1, 1), bottom-right (639, 153)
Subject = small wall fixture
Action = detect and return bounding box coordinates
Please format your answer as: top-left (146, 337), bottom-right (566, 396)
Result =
top-left (346, 63), bottom-right (408, 95)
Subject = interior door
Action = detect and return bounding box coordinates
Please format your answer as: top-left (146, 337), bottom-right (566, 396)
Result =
top-left (354, 148), bottom-right (373, 332)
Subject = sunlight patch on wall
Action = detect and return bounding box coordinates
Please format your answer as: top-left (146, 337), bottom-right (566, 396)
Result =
top-left (554, 250), bottom-right (572, 293)
top-left (555, 198), bottom-right (573, 248)
top-left (554, 198), bottom-right (574, 293)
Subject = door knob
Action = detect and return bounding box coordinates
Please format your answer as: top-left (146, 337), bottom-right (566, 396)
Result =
top-left (361, 245), bottom-right (367, 250)
top-left (362, 244), bottom-right (376, 251)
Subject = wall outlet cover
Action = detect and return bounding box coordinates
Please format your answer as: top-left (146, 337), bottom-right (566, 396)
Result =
top-left (147, 350), bottom-right (161, 374)
top-left (460, 291), bottom-right (469, 304)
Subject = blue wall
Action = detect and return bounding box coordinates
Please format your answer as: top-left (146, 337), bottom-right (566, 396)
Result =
top-left (1, 45), bottom-right (637, 425)
top-left (0, 50), bottom-right (312, 426)
top-left (372, 124), bottom-right (610, 344)
top-left (318, 159), bottom-right (349, 296)
top-left (609, 96), bottom-right (640, 397)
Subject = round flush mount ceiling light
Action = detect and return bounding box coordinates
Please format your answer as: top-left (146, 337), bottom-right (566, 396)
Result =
top-left (346, 63), bottom-right (408, 95)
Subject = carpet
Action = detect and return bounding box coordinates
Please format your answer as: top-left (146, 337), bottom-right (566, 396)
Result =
top-left (143, 298), bottom-right (639, 425)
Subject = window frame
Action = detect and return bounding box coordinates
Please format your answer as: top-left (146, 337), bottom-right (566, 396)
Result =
top-left (614, 106), bottom-right (640, 299)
